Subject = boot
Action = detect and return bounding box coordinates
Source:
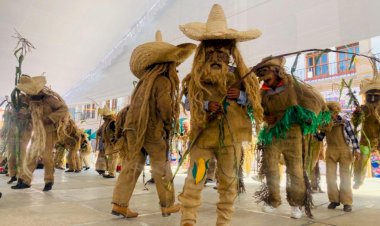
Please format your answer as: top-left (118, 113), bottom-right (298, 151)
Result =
top-left (96, 170), bottom-right (105, 175)
top-left (343, 205), bottom-right (352, 212)
top-left (11, 179), bottom-right (30, 189)
top-left (111, 204), bottom-right (138, 218)
top-left (103, 174), bottom-right (115, 178)
top-left (182, 223), bottom-right (194, 226)
top-left (328, 202), bottom-right (340, 209)
top-left (65, 169), bottom-right (74, 173)
top-left (290, 206), bottom-right (302, 219)
top-left (7, 176), bottom-right (17, 184)
top-left (43, 182), bottom-right (54, 191)
top-left (161, 203), bottom-right (181, 217)
top-left (146, 178), bottom-right (155, 184)
top-left (74, 170), bottom-right (81, 173)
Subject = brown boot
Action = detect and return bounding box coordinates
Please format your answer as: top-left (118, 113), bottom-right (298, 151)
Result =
top-left (111, 204), bottom-right (138, 218)
top-left (182, 223), bottom-right (194, 226)
top-left (161, 203), bottom-right (181, 217)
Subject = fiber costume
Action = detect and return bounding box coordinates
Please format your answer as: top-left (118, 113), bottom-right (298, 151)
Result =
top-left (96, 107), bottom-right (118, 178)
top-left (253, 57), bottom-right (329, 218)
top-left (3, 94), bottom-right (32, 184)
top-left (12, 75), bottom-right (69, 191)
top-left (178, 4), bottom-right (263, 226)
top-left (111, 31), bottom-right (195, 218)
top-left (321, 102), bottom-right (359, 212)
top-left (352, 75), bottom-right (380, 189)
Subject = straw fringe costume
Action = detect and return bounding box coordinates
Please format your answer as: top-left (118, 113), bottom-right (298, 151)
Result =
top-left (96, 110), bottom-right (118, 178)
top-left (320, 102), bottom-right (359, 211)
top-left (352, 76), bottom-right (380, 188)
top-left (4, 95), bottom-right (32, 183)
top-left (79, 132), bottom-right (92, 169)
top-left (254, 57), bottom-right (329, 217)
top-left (54, 142), bottom-right (66, 169)
top-left (178, 4), bottom-right (263, 226)
top-left (13, 75), bottom-right (68, 191)
top-left (111, 31), bottom-right (195, 218)
top-left (57, 118), bottom-right (82, 172)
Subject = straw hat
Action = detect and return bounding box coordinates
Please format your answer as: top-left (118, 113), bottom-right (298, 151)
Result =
top-left (253, 56), bottom-right (286, 73)
top-left (326, 101), bottom-right (342, 115)
top-left (98, 106), bottom-right (115, 117)
top-left (179, 4), bottom-right (261, 42)
top-left (129, 30), bottom-right (196, 79)
top-left (16, 75), bottom-right (46, 95)
top-left (360, 75), bottom-right (380, 94)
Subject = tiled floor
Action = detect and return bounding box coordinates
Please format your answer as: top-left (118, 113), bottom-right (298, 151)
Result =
top-left (0, 167), bottom-right (379, 226)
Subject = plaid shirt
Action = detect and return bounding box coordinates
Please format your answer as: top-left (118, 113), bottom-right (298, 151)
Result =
top-left (336, 115), bottom-right (360, 153)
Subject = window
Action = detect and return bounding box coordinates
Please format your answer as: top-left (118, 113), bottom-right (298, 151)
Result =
top-left (82, 103), bottom-right (96, 120)
top-left (111, 98), bottom-right (118, 111)
top-left (306, 52), bottom-right (329, 78)
top-left (336, 43), bottom-right (359, 73)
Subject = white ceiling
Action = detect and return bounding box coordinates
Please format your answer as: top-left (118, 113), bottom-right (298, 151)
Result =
top-left (1, 0), bottom-right (380, 105)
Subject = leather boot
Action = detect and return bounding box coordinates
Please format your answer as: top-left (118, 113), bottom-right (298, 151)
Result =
top-left (161, 203), bottom-right (181, 217)
top-left (11, 179), bottom-right (30, 189)
top-left (43, 182), bottom-right (54, 191)
top-left (111, 204), bottom-right (138, 218)
top-left (7, 176), bottom-right (17, 184)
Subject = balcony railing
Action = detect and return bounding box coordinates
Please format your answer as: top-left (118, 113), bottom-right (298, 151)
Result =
top-left (289, 53), bottom-right (380, 82)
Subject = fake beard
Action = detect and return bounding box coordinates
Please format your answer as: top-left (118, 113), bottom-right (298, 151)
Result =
top-left (366, 101), bottom-right (380, 122)
top-left (200, 61), bottom-right (229, 93)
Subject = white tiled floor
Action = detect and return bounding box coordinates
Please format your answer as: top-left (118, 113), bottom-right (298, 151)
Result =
top-left (0, 167), bottom-right (379, 226)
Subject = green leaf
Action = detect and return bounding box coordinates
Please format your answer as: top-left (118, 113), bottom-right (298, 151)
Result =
top-left (348, 78), bottom-right (353, 89)
top-left (348, 95), bottom-right (354, 106)
top-left (348, 55), bottom-right (356, 70)
top-left (291, 53), bottom-right (301, 76)
top-left (339, 79), bottom-right (345, 101)
top-left (18, 54), bottom-right (24, 65)
top-left (192, 162), bottom-right (197, 180)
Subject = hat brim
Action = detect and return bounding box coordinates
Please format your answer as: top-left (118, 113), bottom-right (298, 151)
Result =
top-left (179, 22), bottom-right (262, 42)
top-left (253, 57), bottom-right (286, 73)
top-left (16, 76), bottom-right (46, 95)
top-left (130, 42), bottom-right (196, 79)
top-left (360, 79), bottom-right (380, 94)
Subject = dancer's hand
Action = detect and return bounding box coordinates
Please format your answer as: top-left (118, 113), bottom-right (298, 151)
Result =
top-left (208, 101), bottom-right (221, 113)
top-left (227, 87), bottom-right (240, 100)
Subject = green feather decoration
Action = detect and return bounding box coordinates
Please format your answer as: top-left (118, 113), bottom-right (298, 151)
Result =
top-left (258, 106), bottom-right (331, 145)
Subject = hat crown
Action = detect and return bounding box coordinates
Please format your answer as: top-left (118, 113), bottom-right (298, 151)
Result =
top-left (155, 30), bottom-right (163, 42)
top-left (206, 4), bottom-right (228, 33)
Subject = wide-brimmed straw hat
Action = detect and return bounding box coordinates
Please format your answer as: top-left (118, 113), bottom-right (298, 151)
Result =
top-left (16, 75), bottom-right (46, 95)
top-left (360, 75), bottom-right (380, 94)
top-left (129, 30), bottom-right (196, 79)
top-left (179, 4), bottom-right (261, 42)
top-left (98, 106), bottom-right (115, 117)
top-left (326, 101), bottom-right (342, 114)
top-left (253, 56), bottom-right (286, 74)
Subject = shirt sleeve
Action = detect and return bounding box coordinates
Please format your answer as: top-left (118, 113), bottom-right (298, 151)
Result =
top-left (182, 94), bottom-right (209, 111)
top-left (236, 91), bottom-right (249, 106)
top-left (344, 120), bottom-right (360, 153)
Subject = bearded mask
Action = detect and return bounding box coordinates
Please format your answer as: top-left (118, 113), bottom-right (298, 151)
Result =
top-left (200, 40), bottom-right (233, 85)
